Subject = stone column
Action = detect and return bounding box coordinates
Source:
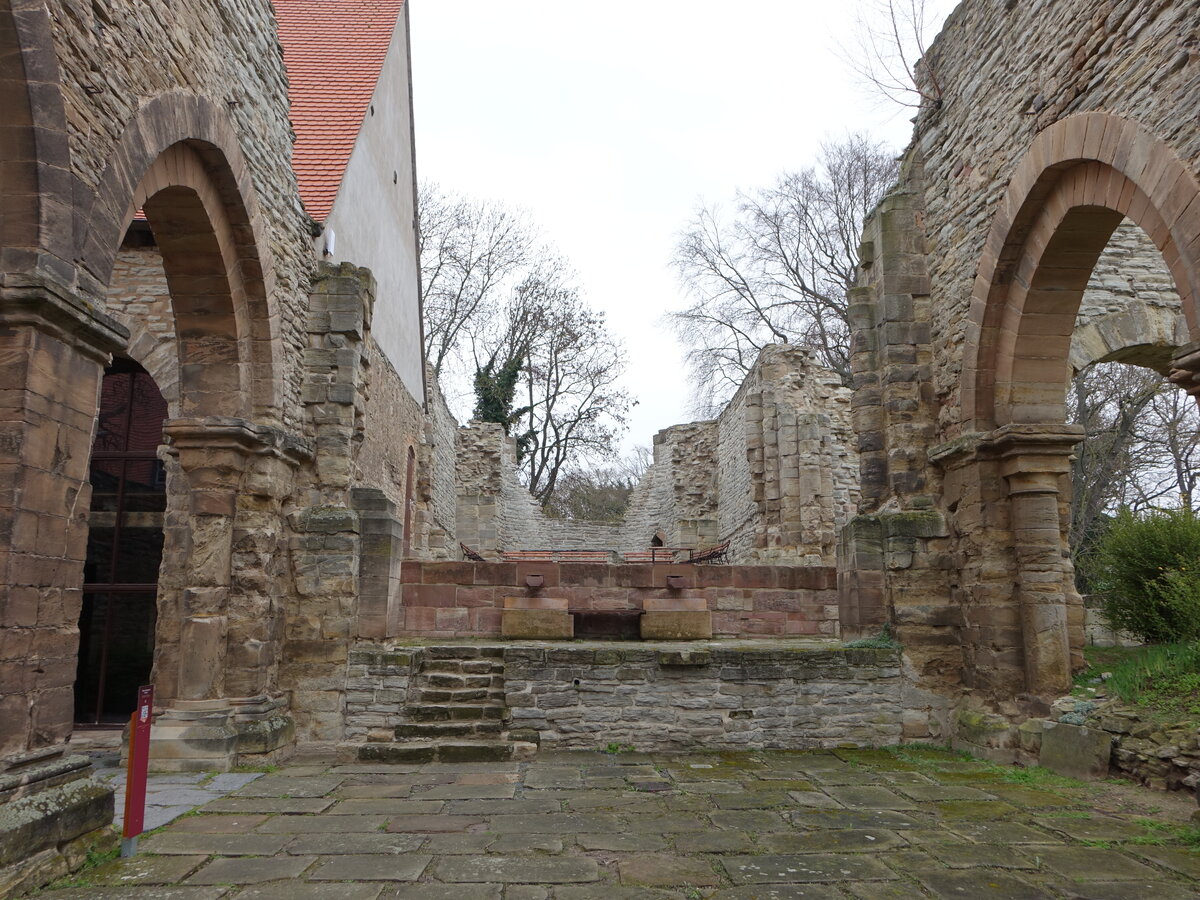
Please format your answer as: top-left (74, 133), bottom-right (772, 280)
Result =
top-left (0, 275), bottom-right (127, 756)
top-left (993, 425), bottom-right (1083, 699)
top-left (0, 274), bottom-right (127, 891)
top-left (150, 418), bottom-right (308, 771)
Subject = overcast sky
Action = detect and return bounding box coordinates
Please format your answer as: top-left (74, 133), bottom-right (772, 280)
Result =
top-left (409, 0), bottom-right (957, 454)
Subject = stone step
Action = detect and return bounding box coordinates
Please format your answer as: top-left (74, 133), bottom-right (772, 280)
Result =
top-left (358, 740), bottom-right (535, 764)
top-left (424, 645), bottom-right (505, 660)
top-left (395, 720), bottom-right (504, 739)
top-left (407, 703), bottom-right (505, 722)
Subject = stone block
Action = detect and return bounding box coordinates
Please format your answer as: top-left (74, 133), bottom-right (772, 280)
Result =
top-left (502, 609), bottom-right (574, 639)
top-left (641, 611), bottom-right (713, 640)
top-left (1039, 721), bottom-right (1112, 780)
top-left (643, 596), bottom-right (707, 612)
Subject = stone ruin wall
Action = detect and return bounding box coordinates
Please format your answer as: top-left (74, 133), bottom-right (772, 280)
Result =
top-left (840, 0), bottom-right (1200, 743)
top-left (916, 0), bottom-right (1198, 441)
top-left (407, 369), bottom-right (458, 560)
top-left (447, 345), bottom-right (858, 565)
top-left (47, 0), bottom-right (316, 429)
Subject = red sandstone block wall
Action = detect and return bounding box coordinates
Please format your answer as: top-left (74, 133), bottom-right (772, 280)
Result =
top-left (398, 561), bottom-right (839, 639)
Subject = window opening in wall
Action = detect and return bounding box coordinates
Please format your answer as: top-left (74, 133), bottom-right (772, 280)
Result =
top-left (75, 358), bottom-right (168, 725)
top-left (403, 446), bottom-right (416, 555)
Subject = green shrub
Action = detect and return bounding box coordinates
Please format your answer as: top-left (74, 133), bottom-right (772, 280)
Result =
top-left (1090, 507), bottom-right (1200, 643)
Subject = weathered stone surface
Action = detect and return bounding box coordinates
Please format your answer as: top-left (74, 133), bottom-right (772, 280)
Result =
top-left (501, 609), bottom-right (574, 639)
top-left (722, 853), bottom-right (898, 883)
top-left (639, 611), bottom-right (713, 640)
top-left (619, 853), bottom-right (723, 887)
top-left (308, 853), bottom-right (430, 881)
top-left (434, 855), bottom-right (601, 883)
top-left (185, 855), bottom-right (316, 884)
top-left (1039, 722), bottom-right (1113, 780)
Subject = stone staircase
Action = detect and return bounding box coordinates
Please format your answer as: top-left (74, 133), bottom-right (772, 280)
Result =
top-left (357, 646), bottom-right (536, 763)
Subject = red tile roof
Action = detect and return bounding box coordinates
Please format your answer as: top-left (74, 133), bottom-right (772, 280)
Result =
top-left (274, 0), bottom-right (405, 223)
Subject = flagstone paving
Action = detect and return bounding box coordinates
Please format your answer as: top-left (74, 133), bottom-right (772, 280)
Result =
top-left (34, 747), bottom-right (1200, 898)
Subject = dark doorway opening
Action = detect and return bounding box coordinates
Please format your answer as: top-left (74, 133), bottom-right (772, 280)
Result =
top-left (75, 359), bottom-right (168, 725)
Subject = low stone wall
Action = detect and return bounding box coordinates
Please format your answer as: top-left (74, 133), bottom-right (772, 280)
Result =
top-left (399, 561), bottom-right (839, 639)
top-left (341, 641), bottom-right (902, 750)
top-left (505, 644), bottom-right (902, 750)
top-left (344, 645), bottom-right (418, 744)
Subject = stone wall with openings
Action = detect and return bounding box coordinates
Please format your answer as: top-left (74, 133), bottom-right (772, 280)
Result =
top-left (839, 0), bottom-right (1200, 731)
top-left (46, 0), bottom-right (316, 430)
top-left (399, 560), bottom-right (839, 639)
top-left (448, 345), bottom-right (857, 564)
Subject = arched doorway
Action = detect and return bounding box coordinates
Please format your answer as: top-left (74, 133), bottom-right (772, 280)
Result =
top-left (75, 359), bottom-right (168, 724)
top-left (960, 113), bottom-right (1200, 698)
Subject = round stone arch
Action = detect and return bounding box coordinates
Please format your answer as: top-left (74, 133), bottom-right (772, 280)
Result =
top-left (75, 93), bottom-right (283, 420)
top-left (956, 113), bottom-right (1200, 698)
top-left (964, 112), bottom-right (1200, 430)
top-left (0, 0), bottom-right (75, 279)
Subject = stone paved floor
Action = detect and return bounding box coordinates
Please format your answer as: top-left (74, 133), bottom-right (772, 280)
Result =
top-left (34, 747), bottom-right (1200, 899)
top-left (69, 727), bottom-right (265, 831)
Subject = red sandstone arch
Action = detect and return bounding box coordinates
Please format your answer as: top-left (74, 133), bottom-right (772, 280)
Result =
top-left (964, 113), bottom-right (1200, 431)
top-left (76, 93), bottom-right (283, 418)
top-left (0, 0), bottom-right (74, 277)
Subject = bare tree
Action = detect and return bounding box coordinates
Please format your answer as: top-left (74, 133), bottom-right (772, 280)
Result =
top-left (843, 0), bottom-right (946, 109)
top-left (1069, 362), bottom-right (1162, 556)
top-left (417, 185), bottom-right (635, 507)
top-left (668, 134), bottom-right (898, 413)
top-left (1069, 361), bottom-right (1200, 563)
top-left (418, 182), bottom-right (535, 375)
top-left (542, 448), bottom-right (649, 523)
top-left (481, 283), bottom-right (633, 503)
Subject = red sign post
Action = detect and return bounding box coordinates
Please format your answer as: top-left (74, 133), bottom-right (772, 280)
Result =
top-left (121, 684), bottom-right (154, 857)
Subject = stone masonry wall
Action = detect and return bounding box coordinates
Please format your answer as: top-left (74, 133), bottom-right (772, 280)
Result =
top-left (449, 345), bottom-right (857, 564)
top-left (342, 642), bottom-right (902, 751)
top-left (915, 0), bottom-right (1199, 440)
top-left (505, 645), bottom-right (903, 750)
top-left (356, 340), bottom-right (425, 511)
top-left (399, 560), bottom-right (839, 639)
top-left (840, 0), bottom-right (1200, 727)
top-left (48, 0), bottom-right (315, 430)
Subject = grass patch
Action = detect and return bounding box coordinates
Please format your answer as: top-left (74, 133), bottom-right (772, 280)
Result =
top-left (1077, 642), bottom-right (1200, 719)
top-left (1133, 819), bottom-right (1200, 851)
top-left (997, 765), bottom-right (1084, 789)
top-left (844, 623), bottom-right (900, 650)
top-left (41, 843), bottom-right (121, 891)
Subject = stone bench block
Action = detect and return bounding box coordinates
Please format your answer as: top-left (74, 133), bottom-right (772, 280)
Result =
top-left (502, 609), bottom-right (574, 639)
top-left (640, 610), bottom-right (713, 640)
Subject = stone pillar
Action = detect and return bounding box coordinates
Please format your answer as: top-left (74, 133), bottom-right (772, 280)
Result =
top-left (0, 276), bottom-right (127, 757)
top-left (352, 488), bottom-right (404, 640)
top-left (0, 274), bottom-right (127, 892)
top-left (150, 418), bottom-right (307, 771)
top-left (993, 426), bottom-right (1083, 699)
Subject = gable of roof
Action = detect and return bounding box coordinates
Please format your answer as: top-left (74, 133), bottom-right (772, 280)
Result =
top-left (274, 0), bottom-right (405, 223)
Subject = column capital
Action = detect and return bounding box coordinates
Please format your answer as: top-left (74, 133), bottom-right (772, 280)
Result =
top-left (164, 417), bottom-right (312, 466)
top-left (0, 272), bottom-right (128, 362)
